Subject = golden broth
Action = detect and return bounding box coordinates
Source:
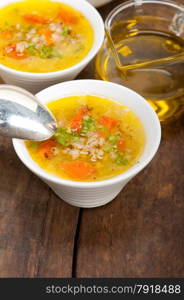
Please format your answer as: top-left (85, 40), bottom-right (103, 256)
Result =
top-left (0, 0), bottom-right (93, 72)
top-left (26, 96), bottom-right (145, 182)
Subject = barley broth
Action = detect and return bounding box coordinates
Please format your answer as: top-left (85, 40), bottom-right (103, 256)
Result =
top-left (26, 95), bottom-right (145, 181)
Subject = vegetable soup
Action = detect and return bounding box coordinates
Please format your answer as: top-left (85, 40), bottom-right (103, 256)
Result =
top-left (26, 96), bottom-right (145, 181)
top-left (0, 0), bottom-right (93, 72)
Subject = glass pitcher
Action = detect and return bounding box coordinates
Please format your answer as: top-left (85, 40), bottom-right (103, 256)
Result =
top-left (95, 0), bottom-right (184, 122)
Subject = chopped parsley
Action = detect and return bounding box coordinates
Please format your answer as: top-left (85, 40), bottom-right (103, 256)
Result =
top-left (54, 128), bottom-right (80, 147)
top-left (81, 117), bottom-right (96, 134)
top-left (27, 42), bottom-right (37, 55)
top-left (39, 45), bottom-right (54, 58)
top-left (62, 26), bottom-right (69, 36)
top-left (115, 155), bottom-right (128, 165)
top-left (109, 136), bottom-right (119, 143)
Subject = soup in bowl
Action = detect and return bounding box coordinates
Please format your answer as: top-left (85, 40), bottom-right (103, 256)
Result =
top-left (26, 95), bottom-right (145, 181)
top-left (0, 0), bottom-right (104, 92)
top-left (13, 80), bottom-right (161, 207)
top-left (0, 0), bottom-right (94, 73)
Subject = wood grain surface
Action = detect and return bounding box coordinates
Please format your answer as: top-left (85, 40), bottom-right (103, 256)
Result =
top-left (0, 136), bottom-right (79, 277)
top-left (75, 118), bottom-right (184, 277)
top-left (0, 0), bottom-right (184, 278)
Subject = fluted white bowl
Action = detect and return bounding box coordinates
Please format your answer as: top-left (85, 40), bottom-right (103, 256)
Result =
top-left (13, 80), bottom-right (161, 208)
top-left (87, 0), bottom-right (113, 7)
top-left (0, 0), bottom-right (104, 94)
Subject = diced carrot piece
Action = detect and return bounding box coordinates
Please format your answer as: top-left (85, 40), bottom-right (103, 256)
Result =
top-left (98, 116), bottom-right (118, 130)
top-left (61, 160), bottom-right (95, 179)
top-left (38, 29), bottom-right (53, 46)
top-left (1, 31), bottom-right (12, 39)
top-left (96, 129), bottom-right (106, 137)
top-left (57, 9), bottom-right (78, 24)
top-left (4, 44), bottom-right (27, 59)
top-left (24, 14), bottom-right (50, 24)
top-left (70, 106), bottom-right (88, 132)
top-left (117, 139), bottom-right (126, 152)
top-left (38, 140), bottom-right (56, 159)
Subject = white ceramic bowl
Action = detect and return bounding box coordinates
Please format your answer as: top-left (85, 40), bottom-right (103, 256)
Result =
top-left (13, 80), bottom-right (161, 208)
top-left (87, 0), bottom-right (113, 7)
top-left (0, 0), bottom-right (104, 94)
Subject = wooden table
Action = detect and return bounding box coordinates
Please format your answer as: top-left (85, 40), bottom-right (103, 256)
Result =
top-left (0, 0), bottom-right (184, 278)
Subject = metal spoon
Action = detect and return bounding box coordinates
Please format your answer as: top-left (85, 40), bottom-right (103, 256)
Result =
top-left (0, 85), bottom-right (57, 141)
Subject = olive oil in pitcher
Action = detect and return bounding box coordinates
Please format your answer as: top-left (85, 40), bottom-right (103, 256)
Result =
top-left (96, 14), bottom-right (184, 122)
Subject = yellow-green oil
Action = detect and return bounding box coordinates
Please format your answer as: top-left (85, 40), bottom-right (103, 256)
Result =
top-left (96, 21), bottom-right (184, 122)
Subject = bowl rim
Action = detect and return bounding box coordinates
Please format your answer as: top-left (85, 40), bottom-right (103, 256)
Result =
top-left (0, 0), bottom-right (104, 78)
top-left (88, 0), bottom-right (113, 8)
top-left (13, 80), bottom-right (161, 188)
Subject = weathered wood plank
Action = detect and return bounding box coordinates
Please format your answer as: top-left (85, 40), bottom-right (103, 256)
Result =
top-left (75, 117), bottom-right (184, 277)
top-left (0, 137), bottom-right (79, 277)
